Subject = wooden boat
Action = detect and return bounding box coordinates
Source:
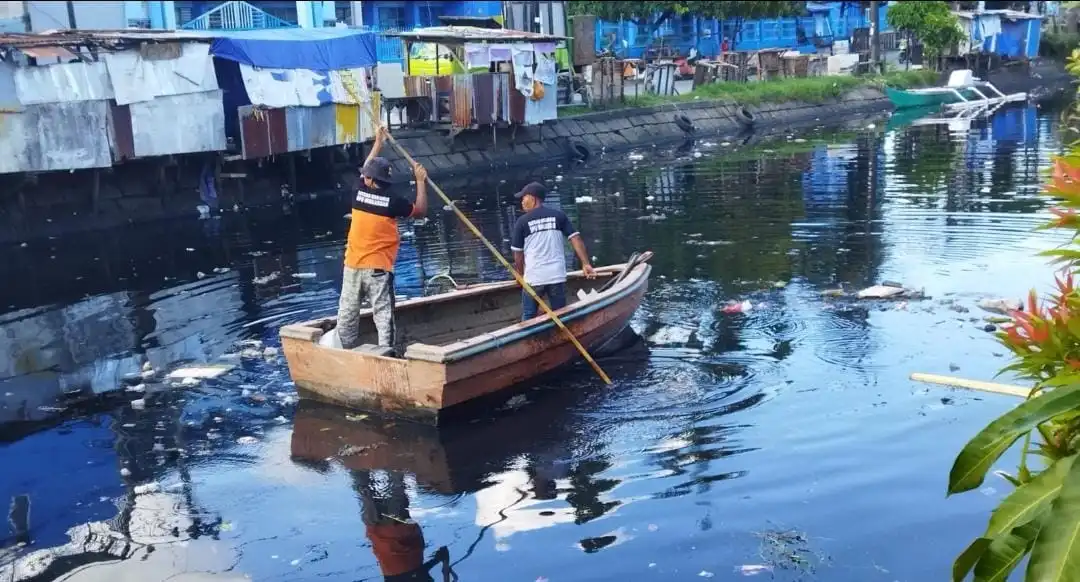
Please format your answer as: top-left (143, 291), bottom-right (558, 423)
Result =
top-left (280, 252), bottom-right (652, 423)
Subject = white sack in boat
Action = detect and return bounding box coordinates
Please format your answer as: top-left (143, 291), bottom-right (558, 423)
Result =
top-left (318, 328), bottom-right (343, 349)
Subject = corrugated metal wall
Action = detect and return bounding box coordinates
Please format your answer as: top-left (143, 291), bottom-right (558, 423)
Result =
top-left (238, 93), bottom-right (379, 160)
top-left (0, 101), bottom-right (113, 174)
top-left (129, 91), bottom-right (227, 157)
top-left (0, 41), bottom-right (228, 174)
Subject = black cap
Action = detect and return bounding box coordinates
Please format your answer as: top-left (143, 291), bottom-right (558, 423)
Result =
top-left (514, 181), bottom-right (547, 201)
top-left (361, 157), bottom-right (392, 184)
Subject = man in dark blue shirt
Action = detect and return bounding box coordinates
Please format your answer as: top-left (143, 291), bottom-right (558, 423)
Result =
top-left (510, 182), bottom-right (596, 321)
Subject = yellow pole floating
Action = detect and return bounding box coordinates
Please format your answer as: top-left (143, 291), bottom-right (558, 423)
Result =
top-left (909, 373), bottom-right (1033, 398)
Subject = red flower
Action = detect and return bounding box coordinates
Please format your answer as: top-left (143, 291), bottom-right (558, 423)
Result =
top-left (1049, 207), bottom-right (1080, 228)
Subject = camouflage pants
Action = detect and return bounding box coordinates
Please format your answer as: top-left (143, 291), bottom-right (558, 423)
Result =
top-left (337, 266), bottom-right (396, 350)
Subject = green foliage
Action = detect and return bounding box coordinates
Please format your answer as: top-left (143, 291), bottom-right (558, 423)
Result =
top-left (948, 50), bottom-right (1080, 582)
top-left (560, 70), bottom-right (937, 117)
top-left (1042, 31), bottom-right (1080, 61)
top-left (567, 1), bottom-right (802, 26)
top-left (886, 1), bottom-right (965, 61)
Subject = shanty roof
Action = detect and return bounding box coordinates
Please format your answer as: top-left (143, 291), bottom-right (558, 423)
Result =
top-left (0, 29), bottom-right (219, 50)
top-left (389, 26), bottom-right (567, 44)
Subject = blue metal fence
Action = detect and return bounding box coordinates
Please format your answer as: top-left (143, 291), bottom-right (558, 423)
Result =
top-left (356, 25), bottom-right (405, 64)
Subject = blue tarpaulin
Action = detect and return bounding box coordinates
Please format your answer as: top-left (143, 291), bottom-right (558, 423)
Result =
top-left (209, 28), bottom-right (378, 71)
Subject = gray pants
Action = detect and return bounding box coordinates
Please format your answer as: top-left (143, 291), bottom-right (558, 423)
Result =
top-left (337, 266), bottom-right (396, 350)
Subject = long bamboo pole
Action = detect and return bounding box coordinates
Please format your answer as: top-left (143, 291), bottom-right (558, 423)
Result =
top-left (342, 74), bottom-right (612, 385)
top-left (909, 373), bottom-right (1034, 398)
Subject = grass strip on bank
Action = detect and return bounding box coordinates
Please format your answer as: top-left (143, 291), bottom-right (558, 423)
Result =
top-left (560, 69), bottom-right (938, 117)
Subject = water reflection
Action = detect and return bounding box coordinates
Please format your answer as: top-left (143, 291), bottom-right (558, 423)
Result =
top-left (0, 102), bottom-right (1072, 581)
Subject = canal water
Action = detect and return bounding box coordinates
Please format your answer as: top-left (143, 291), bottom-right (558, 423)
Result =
top-left (0, 102), bottom-right (1069, 581)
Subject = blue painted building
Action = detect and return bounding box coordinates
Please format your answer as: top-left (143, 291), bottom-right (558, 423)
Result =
top-left (592, 1), bottom-right (892, 58)
top-left (954, 9), bottom-right (1043, 60)
top-left (141, 1), bottom-right (502, 30)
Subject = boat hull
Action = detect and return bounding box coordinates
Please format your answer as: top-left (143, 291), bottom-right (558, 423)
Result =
top-left (886, 86), bottom-right (957, 109)
top-left (281, 261), bottom-right (651, 423)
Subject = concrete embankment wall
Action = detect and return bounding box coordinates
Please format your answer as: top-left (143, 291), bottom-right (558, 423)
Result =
top-left (0, 60), bottom-right (1073, 244)
top-left (375, 87), bottom-right (891, 181)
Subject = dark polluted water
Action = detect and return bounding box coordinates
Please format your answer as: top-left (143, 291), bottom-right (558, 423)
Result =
top-left (0, 103), bottom-right (1070, 581)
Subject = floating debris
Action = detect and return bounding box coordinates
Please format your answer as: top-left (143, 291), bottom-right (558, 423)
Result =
top-left (292, 273), bottom-right (317, 279)
top-left (736, 565), bottom-right (773, 576)
top-left (503, 394), bottom-right (529, 410)
top-left (339, 444), bottom-right (375, 457)
top-left (698, 571), bottom-right (714, 578)
top-left (637, 213), bottom-right (667, 222)
top-left (263, 347), bottom-right (280, 358)
top-left (722, 300), bottom-right (753, 314)
top-left (253, 272), bottom-right (281, 285)
top-left (134, 482), bottom-right (161, 495)
top-left (979, 298), bottom-right (1021, 314)
top-left (856, 284), bottom-right (906, 299)
top-left (127, 383), bottom-right (146, 393)
top-left (130, 399), bottom-right (146, 410)
top-left (120, 468), bottom-right (132, 477)
top-left (167, 364), bottom-right (235, 381)
top-left (575, 196), bottom-right (595, 204)
top-left (213, 267), bottom-right (231, 274)
top-left (345, 413), bottom-right (368, 422)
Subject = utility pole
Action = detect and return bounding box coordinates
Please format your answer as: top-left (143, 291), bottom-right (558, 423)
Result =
top-left (869, 0), bottom-right (881, 74)
top-left (65, 0), bottom-right (76, 29)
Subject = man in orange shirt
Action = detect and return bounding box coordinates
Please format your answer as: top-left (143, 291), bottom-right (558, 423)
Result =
top-left (338, 126), bottom-right (428, 352)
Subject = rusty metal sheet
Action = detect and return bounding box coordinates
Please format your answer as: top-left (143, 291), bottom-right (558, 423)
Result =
top-left (509, 83), bottom-right (526, 124)
top-left (0, 100), bottom-right (112, 174)
top-left (129, 91), bottom-right (226, 157)
top-left (20, 46), bottom-right (77, 60)
top-left (403, 76), bottom-right (433, 98)
top-left (267, 107), bottom-right (287, 155)
top-left (472, 73), bottom-right (495, 126)
top-left (451, 74), bottom-right (472, 128)
top-left (239, 105), bottom-right (270, 160)
top-left (434, 76), bottom-right (453, 93)
top-left (286, 104), bottom-right (338, 151)
top-left (109, 102), bottom-right (135, 161)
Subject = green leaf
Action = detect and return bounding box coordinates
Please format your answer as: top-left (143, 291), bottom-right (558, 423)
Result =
top-left (948, 385), bottom-right (1080, 495)
top-left (1027, 456), bottom-right (1080, 581)
top-left (987, 457), bottom-right (1078, 538)
top-left (974, 519), bottom-right (1044, 582)
top-left (954, 538), bottom-right (992, 582)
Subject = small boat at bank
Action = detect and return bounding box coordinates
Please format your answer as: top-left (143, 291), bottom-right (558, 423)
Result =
top-left (886, 69), bottom-right (1026, 112)
top-left (280, 252), bottom-right (652, 423)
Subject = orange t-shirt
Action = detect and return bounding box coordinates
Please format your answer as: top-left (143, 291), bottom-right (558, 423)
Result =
top-left (345, 185), bottom-right (414, 272)
top-left (366, 522), bottom-right (425, 576)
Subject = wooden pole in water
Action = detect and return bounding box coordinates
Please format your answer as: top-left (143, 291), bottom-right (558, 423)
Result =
top-left (340, 74), bottom-right (613, 385)
top-left (909, 372), bottom-right (1034, 398)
